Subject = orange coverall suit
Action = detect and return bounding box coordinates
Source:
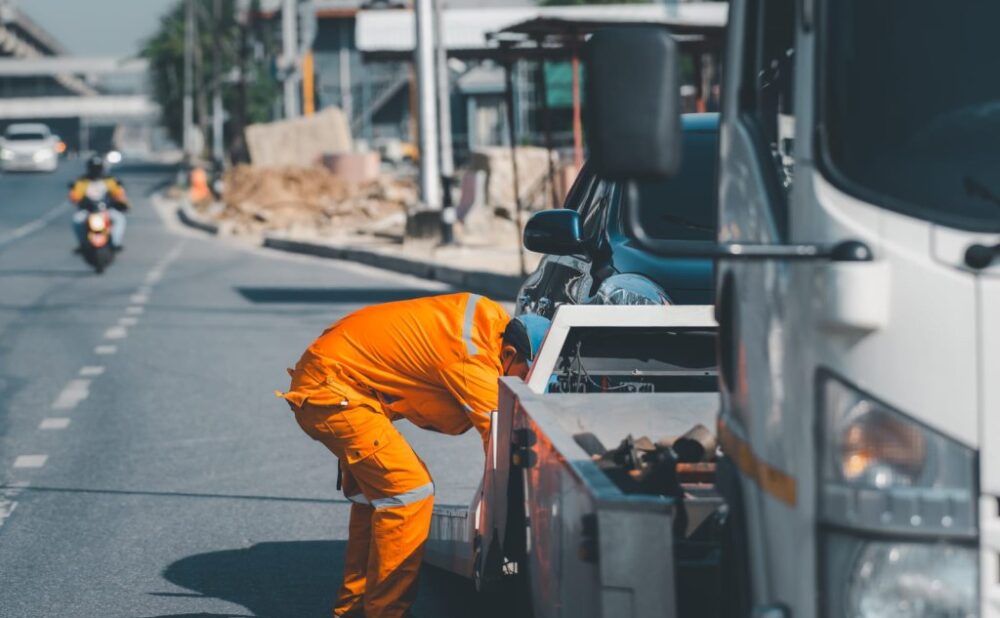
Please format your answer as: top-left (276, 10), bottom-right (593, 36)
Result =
top-left (279, 293), bottom-right (509, 617)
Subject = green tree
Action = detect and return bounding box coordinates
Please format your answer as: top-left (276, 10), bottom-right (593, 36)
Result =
top-left (142, 0), bottom-right (279, 161)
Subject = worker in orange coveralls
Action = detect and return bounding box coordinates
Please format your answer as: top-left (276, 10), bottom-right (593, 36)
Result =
top-left (278, 292), bottom-right (551, 618)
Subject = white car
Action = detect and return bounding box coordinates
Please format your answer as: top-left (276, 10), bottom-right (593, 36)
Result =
top-left (0, 123), bottom-right (59, 173)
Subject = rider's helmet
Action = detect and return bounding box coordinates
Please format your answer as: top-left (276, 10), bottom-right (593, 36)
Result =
top-left (85, 154), bottom-right (105, 179)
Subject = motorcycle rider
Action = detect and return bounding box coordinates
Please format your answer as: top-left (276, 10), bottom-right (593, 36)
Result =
top-left (69, 155), bottom-right (129, 251)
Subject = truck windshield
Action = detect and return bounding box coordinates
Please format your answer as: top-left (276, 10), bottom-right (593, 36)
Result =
top-left (822, 1), bottom-right (1000, 231)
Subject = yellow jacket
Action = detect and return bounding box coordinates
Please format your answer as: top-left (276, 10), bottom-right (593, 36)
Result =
top-left (69, 177), bottom-right (129, 209)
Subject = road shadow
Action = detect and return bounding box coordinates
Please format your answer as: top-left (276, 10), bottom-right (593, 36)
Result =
top-left (155, 541), bottom-right (343, 618)
top-left (235, 287), bottom-right (445, 305)
top-left (0, 268), bottom-right (91, 278)
top-left (153, 541), bottom-right (490, 618)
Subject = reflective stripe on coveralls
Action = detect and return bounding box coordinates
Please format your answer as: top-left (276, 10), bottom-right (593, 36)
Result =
top-left (347, 481), bottom-right (435, 509)
top-left (370, 481), bottom-right (435, 509)
top-left (462, 293), bottom-right (481, 355)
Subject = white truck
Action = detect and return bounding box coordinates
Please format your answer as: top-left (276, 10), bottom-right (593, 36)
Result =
top-left (577, 2), bottom-right (999, 616)
top-left (426, 3), bottom-right (1000, 617)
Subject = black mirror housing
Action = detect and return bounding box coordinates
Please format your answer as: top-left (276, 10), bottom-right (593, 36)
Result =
top-left (584, 27), bottom-right (683, 180)
top-left (523, 210), bottom-right (584, 255)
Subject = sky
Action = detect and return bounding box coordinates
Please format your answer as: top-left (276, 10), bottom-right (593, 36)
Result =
top-left (17, 0), bottom-right (178, 57)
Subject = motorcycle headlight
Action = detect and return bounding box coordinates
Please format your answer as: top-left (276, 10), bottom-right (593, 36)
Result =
top-left (589, 274), bottom-right (671, 307)
top-left (33, 150), bottom-right (53, 162)
top-left (818, 374), bottom-right (979, 618)
top-left (87, 213), bottom-right (107, 232)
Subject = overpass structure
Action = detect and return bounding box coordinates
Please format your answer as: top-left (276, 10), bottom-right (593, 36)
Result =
top-left (0, 1), bottom-right (161, 154)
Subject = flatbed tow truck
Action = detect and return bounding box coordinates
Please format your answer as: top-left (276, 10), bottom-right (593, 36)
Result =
top-left (424, 305), bottom-right (726, 617)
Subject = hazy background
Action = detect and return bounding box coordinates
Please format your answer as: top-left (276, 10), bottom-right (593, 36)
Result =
top-left (18, 0), bottom-right (176, 56)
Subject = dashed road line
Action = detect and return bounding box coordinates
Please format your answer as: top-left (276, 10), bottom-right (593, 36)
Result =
top-left (125, 306), bottom-right (144, 315)
top-left (79, 366), bottom-right (105, 377)
top-left (13, 455), bottom-right (48, 469)
top-left (0, 482), bottom-right (29, 528)
top-left (95, 345), bottom-right (117, 355)
top-left (0, 203), bottom-right (69, 251)
top-left (51, 379), bottom-right (91, 410)
top-left (39, 418), bottom-right (71, 430)
top-left (104, 326), bottom-right (128, 339)
top-left (118, 316), bottom-right (139, 327)
top-left (130, 294), bottom-right (149, 304)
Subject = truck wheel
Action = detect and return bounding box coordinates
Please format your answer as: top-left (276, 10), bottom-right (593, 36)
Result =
top-left (475, 543), bottom-right (533, 618)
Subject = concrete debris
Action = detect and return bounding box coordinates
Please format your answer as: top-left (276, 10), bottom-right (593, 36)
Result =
top-left (197, 164), bottom-right (416, 237)
top-left (468, 146), bottom-right (560, 213)
top-left (245, 107), bottom-right (352, 167)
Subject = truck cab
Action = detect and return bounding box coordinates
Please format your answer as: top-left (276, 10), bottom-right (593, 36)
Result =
top-left (584, 3), bottom-right (1000, 616)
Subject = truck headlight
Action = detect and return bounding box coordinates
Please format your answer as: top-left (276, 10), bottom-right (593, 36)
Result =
top-left (823, 534), bottom-right (978, 618)
top-left (848, 542), bottom-right (977, 617)
top-left (589, 274), bottom-right (671, 306)
top-left (819, 374), bottom-right (979, 618)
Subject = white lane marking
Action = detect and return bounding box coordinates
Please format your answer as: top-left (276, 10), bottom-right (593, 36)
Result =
top-left (39, 418), bottom-right (71, 430)
top-left (145, 271), bottom-right (162, 284)
top-left (95, 345), bottom-right (117, 355)
top-left (137, 285), bottom-right (152, 295)
top-left (130, 294), bottom-right (149, 304)
top-left (104, 326), bottom-right (128, 339)
top-left (0, 482), bottom-right (29, 529)
top-left (118, 316), bottom-right (139, 327)
top-left (0, 202), bottom-right (69, 250)
top-left (79, 366), bottom-right (105, 377)
top-left (125, 306), bottom-right (144, 315)
top-left (13, 455), bottom-right (48, 469)
top-left (52, 379), bottom-right (91, 410)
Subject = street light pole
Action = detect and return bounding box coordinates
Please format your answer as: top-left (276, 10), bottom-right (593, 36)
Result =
top-left (282, 0), bottom-right (299, 118)
top-left (414, 0), bottom-right (441, 210)
top-left (433, 0), bottom-right (453, 179)
top-left (212, 0), bottom-right (224, 164)
top-left (183, 0), bottom-right (195, 160)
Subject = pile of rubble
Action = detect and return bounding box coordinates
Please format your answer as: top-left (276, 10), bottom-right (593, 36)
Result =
top-left (197, 165), bottom-right (416, 238)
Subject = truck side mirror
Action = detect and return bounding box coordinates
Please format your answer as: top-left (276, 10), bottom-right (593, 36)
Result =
top-left (523, 210), bottom-right (584, 255)
top-left (584, 27), bottom-right (683, 179)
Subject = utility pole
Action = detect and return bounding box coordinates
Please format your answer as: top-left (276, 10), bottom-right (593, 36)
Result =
top-left (212, 0), bottom-right (224, 164)
top-left (282, 0), bottom-right (299, 118)
top-left (433, 0), bottom-right (453, 178)
top-left (414, 0), bottom-right (441, 209)
top-left (183, 0), bottom-right (195, 160)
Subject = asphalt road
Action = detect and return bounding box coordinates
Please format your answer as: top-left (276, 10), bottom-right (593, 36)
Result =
top-left (0, 161), bottom-right (489, 617)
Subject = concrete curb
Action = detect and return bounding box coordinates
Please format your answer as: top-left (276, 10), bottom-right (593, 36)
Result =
top-left (170, 197), bottom-right (524, 300)
top-left (176, 200), bottom-right (220, 235)
top-left (263, 235), bottom-right (524, 300)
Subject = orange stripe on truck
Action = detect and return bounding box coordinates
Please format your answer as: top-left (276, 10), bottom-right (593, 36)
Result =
top-left (718, 418), bottom-right (797, 507)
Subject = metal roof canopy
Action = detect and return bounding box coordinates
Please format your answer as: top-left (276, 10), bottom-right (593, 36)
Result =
top-left (356, 3), bottom-right (726, 60)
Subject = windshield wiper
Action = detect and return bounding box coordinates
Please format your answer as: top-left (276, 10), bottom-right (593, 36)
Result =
top-left (656, 213), bottom-right (715, 233)
top-left (963, 176), bottom-right (1000, 210)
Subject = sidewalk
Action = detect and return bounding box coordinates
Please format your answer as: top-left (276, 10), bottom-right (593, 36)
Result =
top-left (175, 198), bottom-right (535, 300)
